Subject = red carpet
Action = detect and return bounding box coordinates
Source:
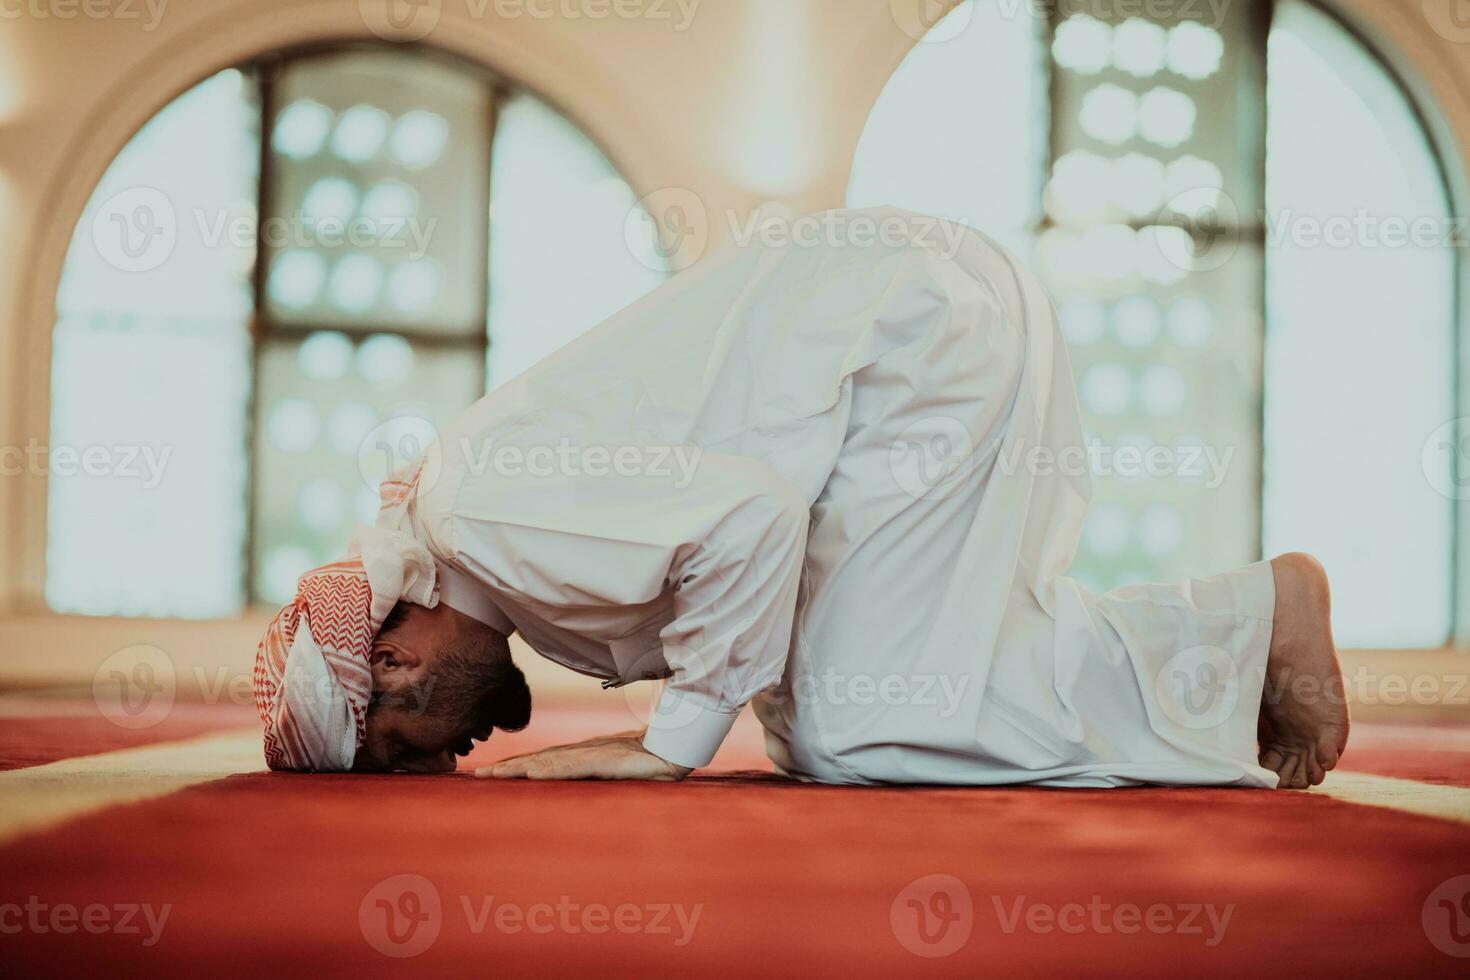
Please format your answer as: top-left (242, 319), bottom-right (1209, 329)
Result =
top-left (1329, 722), bottom-right (1470, 788)
top-left (0, 698), bottom-right (260, 771)
top-left (2, 699), bottom-right (1469, 976)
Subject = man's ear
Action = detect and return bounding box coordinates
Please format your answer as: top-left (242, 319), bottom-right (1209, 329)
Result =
top-left (369, 638), bottom-right (433, 717)
top-left (370, 637), bottom-right (424, 680)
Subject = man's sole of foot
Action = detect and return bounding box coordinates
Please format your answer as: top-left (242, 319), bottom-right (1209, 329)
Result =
top-left (1259, 552), bottom-right (1350, 789)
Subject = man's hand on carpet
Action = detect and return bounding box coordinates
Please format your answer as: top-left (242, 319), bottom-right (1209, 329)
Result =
top-left (476, 732), bottom-right (693, 781)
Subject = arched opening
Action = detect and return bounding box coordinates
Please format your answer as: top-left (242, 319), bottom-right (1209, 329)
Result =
top-left (848, 0), bottom-right (1459, 648)
top-left (1262, 0), bottom-right (1456, 647)
top-left (46, 44), bottom-right (670, 618)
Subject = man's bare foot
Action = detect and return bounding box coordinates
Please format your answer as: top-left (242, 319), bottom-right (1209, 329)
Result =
top-left (1259, 553), bottom-right (1350, 788)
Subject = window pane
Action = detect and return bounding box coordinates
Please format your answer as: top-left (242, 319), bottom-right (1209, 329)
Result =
top-left (1264, 1), bottom-right (1454, 646)
top-left (486, 91), bottom-right (670, 389)
top-left (1045, 4), bottom-right (1266, 593)
top-left (254, 50), bottom-right (495, 602)
top-left (251, 333), bottom-right (482, 604)
top-left (47, 68), bottom-right (257, 617)
top-left (265, 51), bottom-right (492, 334)
top-left (846, 0), bottom-right (1047, 258)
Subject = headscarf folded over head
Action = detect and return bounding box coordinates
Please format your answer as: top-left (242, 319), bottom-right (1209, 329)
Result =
top-left (253, 466), bottom-right (439, 771)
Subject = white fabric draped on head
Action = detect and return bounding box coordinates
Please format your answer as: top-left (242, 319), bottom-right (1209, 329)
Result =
top-left (253, 465), bottom-right (440, 772)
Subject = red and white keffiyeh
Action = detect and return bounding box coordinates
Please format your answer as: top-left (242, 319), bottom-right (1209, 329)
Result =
top-left (253, 468), bottom-right (438, 771)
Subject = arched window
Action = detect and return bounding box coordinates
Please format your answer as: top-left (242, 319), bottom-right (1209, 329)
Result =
top-left (850, 0), bottom-right (1458, 648)
top-left (846, 0), bottom-right (1048, 260)
top-left (1263, 1), bottom-right (1455, 648)
top-left (48, 47), bottom-right (668, 618)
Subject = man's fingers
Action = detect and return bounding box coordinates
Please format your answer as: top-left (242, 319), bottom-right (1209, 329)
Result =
top-left (491, 744), bottom-right (581, 766)
top-left (477, 751), bottom-right (548, 778)
top-left (480, 739), bottom-right (609, 774)
top-left (474, 735), bottom-right (681, 781)
top-left (526, 751), bottom-right (597, 780)
top-left (478, 745), bottom-right (597, 779)
top-left (485, 731), bottom-right (645, 770)
top-left (482, 751), bottom-right (537, 769)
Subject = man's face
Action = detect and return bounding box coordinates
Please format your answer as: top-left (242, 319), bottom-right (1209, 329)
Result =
top-left (353, 707), bottom-right (489, 773)
top-left (354, 709), bottom-right (454, 773)
top-left (351, 602), bottom-right (491, 773)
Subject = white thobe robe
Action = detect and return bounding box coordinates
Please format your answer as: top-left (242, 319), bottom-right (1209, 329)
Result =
top-left (413, 207), bottom-right (1278, 787)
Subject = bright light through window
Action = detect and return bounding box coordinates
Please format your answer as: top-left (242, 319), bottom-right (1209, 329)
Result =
top-left (48, 55), bottom-right (668, 617)
top-left (1264, 1), bottom-right (1455, 647)
top-left (487, 92), bottom-right (669, 389)
top-left (48, 69), bottom-right (258, 618)
top-left (846, 1), bottom-right (1047, 260)
top-left (848, 0), bottom-right (1458, 645)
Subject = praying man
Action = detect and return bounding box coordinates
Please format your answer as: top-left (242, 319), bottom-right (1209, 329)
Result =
top-left (253, 207), bottom-right (1349, 789)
